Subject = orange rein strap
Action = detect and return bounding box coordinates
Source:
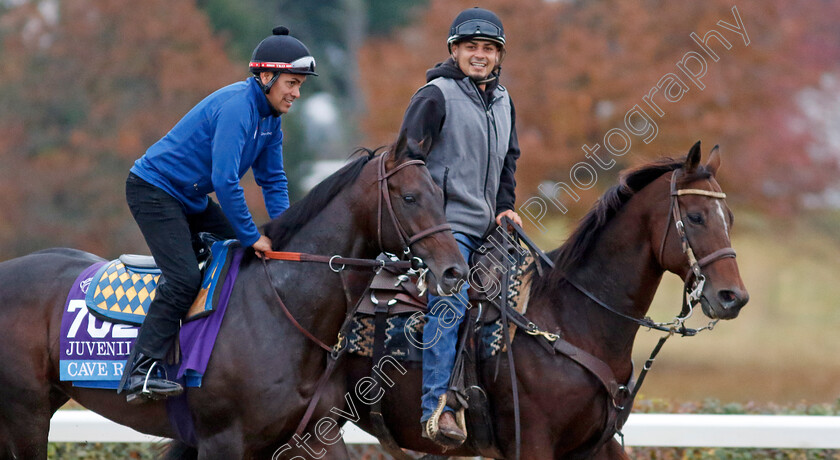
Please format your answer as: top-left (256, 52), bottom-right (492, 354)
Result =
top-left (261, 250), bottom-right (414, 271)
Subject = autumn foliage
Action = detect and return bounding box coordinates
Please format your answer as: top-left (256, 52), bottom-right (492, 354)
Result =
top-left (0, 0), bottom-right (838, 259)
top-left (359, 0), bottom-right (840, 218)
top-left (0, 0), bottom-right (242, 258)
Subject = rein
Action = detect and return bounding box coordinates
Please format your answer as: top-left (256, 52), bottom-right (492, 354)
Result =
top-left (259, 152), bottom-right (450, 436)
top-left (493, 167), bottom-right (738, 455)
top-left (560, 167), bottom-right (737, 337)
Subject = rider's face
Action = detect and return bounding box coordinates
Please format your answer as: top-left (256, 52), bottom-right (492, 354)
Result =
top-left (450, 39), bottom-right (500, 84)
top-left (262, 72), bottom-right (306, 114)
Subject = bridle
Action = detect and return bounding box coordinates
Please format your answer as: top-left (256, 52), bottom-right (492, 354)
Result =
top-left (656, 168), bottom-right (736, 331)
top-left (554, 167), bottom-right (738, 335)
top-left (262, 151), bottom-right (453, 351)
top-left (259, 151), bottom-right (454, 437)
top-left (491, 167), bottom-right (741, 457)
top-left (376, 151), bottom-right (452, 260)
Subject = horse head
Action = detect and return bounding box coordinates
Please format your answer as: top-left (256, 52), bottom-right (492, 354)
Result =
top-left (652, 141), bottom-right (749, 320)
top-left (373, 131), bottom-right (467, 296)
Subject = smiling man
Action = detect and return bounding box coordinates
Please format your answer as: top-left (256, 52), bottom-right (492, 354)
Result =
top-left (398, 7), bottom-right (523, 447)
top-left (119, 26), bottom-right (316, 403)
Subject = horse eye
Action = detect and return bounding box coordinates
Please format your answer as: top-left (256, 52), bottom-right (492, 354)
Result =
top-left (687, 213), bottom-right (704, 225)
top-left (403, 194), bottom-right (416, 204)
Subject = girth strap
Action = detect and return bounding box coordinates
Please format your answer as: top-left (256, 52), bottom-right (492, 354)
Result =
top-left (369, 287), bottom-right (414, 460)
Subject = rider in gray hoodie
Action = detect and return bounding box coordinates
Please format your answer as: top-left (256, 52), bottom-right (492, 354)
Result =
top-left (399, 7), bottom-right (522, 446)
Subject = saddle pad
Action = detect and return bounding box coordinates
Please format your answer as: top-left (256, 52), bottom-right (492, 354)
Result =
top-left (85, 240), bottom-right (239, 325)
top-left (347, 313), bottom-right (426, 362)
top-left (347, 258), bottom-right (535, 363)
top-left (60, 247), bottom-right (244, 389)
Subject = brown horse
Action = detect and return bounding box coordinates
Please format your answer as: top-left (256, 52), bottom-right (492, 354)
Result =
top-left (0, 135), bottom-right (467, 459)
top-left (340, 142), bottom-right (749, 459)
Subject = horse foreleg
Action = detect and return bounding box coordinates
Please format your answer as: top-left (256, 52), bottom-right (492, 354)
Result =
top-left (0, 376), bottom-right (53, 459)
top-left (196, 429), bottom-right (245, 460)
top-left (317, 440), bottom-right (350, 460)
top-left (267, 438), bottom-right (351, 460)
top-left (589, 439), bottom-right (631, 460)
top-left (0, 406), bottom-right (51, 460)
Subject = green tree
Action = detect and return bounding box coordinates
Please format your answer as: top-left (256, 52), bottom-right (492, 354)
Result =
top-left (198, 0), bottom-right (428, 156)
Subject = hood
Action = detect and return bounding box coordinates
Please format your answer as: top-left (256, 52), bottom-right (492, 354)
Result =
top-left (425, 58), bottom-right (501, 94)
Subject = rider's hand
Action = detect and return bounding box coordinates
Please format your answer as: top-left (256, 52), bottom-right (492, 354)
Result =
top-left (252, 235), bottom-right (273, 258)
top-left (495, 209), bottom-right (522, 229)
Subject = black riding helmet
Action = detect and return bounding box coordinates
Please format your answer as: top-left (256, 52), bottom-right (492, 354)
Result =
top-left (446, 7), bottom-right (505, 50)
top-left (250, 26), bottom-right (317, 94)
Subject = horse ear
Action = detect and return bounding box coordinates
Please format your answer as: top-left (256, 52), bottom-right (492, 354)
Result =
top-left (392, 129), bottom-right (409, 160)
top-left (417, 135), bottom-right (433, 159)
top-left (706, 144), bottom-right (721, 175)
top-left (684, 140), bottom-right (702, 172)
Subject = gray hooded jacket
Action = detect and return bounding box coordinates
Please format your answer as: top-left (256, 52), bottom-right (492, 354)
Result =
top-left (399, 59), bottom-right (519, 238)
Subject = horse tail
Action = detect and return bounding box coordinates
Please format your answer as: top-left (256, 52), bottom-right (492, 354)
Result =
top-left (156, 440), bottom-right (198, 460)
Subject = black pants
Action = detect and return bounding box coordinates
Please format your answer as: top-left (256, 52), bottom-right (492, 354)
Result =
top-left (126, 173), bottom-right (236, 359)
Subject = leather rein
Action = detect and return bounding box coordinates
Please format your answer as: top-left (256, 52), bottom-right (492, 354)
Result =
top-left (257, 152), bottom-right (450, 435)
top-left (497, 167), bottom-right (737, 455)
top-left (259, 152), bottom-right (449, 350)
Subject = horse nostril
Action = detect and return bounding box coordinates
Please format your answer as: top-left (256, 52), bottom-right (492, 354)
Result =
top-left (718, 289), bottom-right (747, 309)
top-left (442, 265), bottom-right (466, 285)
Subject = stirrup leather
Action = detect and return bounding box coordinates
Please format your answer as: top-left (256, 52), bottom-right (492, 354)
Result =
top-left (424, 394), bottom-right (467, 447)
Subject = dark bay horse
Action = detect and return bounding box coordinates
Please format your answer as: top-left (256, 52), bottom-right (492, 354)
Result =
top-left (0, 135), bottom-right (467, 459)
top-left (341, 142), bottom-right (749, 459)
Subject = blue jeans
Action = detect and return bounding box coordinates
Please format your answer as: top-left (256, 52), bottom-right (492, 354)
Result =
top-left (420, 232), bottom-right (480, 422)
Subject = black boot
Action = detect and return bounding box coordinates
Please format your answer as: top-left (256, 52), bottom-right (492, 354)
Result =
top-left (118, 350), bottom-right (183, 404)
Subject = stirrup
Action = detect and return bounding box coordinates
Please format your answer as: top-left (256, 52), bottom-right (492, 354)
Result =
top-left (126, 361), bottom-right (168, 404)
top-left (424, 394), bottom-right (467, 448)
top-left (142, 360), bottom-right (163, 396)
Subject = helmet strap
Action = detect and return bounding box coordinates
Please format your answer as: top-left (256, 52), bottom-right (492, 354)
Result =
top-left (257, 72), bottom-right (283, 94)
top-left (450, 45), bottom-right (505, 86)
top-left (474, 68), bottom-right (500, 86)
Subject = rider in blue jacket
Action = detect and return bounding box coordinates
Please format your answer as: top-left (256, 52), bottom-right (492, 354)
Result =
top-left (119, 27), bottom-right (317, 402)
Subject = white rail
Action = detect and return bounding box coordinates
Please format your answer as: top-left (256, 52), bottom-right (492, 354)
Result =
top-left (49, 411), bottom-right (840, 449)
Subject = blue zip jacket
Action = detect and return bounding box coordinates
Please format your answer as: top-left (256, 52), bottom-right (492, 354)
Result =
top-left (131, 77), bottom-right (289, 248)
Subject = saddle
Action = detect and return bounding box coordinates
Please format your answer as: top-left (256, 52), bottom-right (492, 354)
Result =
top-left (347, 224), bottom-right (543, 458)
top-left (85, 233), bottom-right (239, 325)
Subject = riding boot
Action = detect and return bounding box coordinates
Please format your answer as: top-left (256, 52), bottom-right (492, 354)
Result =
top-left (118, 349), bottom-right (183, 404)
top-left (422, 394), bottom-right (467, 448)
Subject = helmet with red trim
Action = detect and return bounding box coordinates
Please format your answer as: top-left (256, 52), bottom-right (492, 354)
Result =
top-left (250, 26), bottom-right (317, 93)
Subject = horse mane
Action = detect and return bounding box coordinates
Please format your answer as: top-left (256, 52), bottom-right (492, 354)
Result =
top-left (263, 137), bottom-right (425, 250)
top-left (549, 156), bottom-right (713, 273)
top-left (263, 147), bottom-right (380, 250)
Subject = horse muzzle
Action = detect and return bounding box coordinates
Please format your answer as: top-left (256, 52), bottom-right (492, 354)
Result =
top-left (429, 263), bottom-right (468, 297)
top-left (700, 285), bottom-right (749, 320)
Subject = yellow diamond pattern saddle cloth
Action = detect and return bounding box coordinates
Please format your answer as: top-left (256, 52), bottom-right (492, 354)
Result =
top-left (84, 239), bottom-right (239, 325)
top-left (86, 260), bottom-right (159, 324)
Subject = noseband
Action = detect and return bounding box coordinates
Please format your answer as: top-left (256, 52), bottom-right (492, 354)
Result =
top-left (376, 152), bottom-right (452, 259)
top-left (525, 167), bottom-right (738, 337)
top-left (657, 168), bottom-right (736, 322)
top-left (491, 167), bottom-right (741, 456)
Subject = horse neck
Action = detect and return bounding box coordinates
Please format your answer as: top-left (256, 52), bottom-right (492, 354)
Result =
top-left (282, 172), bottom-right (378, 259)
top-left (238, 175), bottom-right (378, 347)
top-left (541, 191), bottom-right (667, 368)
